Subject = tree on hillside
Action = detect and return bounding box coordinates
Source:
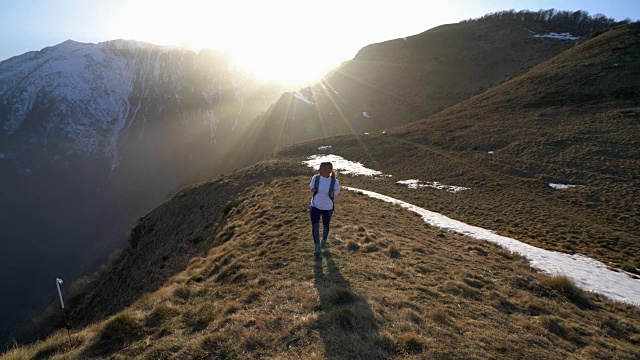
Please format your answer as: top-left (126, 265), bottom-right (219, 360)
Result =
top-left (461, 9), bottom-right (630, 35)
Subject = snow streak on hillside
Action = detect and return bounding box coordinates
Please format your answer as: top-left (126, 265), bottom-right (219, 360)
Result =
top-left (397, 179), bottom-right (470, 193)
top-left (549, 183), bottom-right (583, 189)
top-left (346, 186), bottom-right (640, 306)
top-left (305, 154), bottom-right (640, 306)
top-left (533, 32), bottom-right (580, 40)
top-left (291, 91), bottom-right (314, 105)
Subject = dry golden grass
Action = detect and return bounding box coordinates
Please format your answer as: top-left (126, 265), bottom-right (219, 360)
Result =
top-left (538, 275), bottom-right (594, 309)
top-left (4, 175), bottom-right (639, 359)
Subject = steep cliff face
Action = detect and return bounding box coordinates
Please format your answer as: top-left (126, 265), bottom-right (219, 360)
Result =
top-left (0, 39), bottom-right (284, 342)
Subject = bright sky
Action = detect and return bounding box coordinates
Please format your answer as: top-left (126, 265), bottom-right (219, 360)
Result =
top-left (1, 0), bottom-right (638, 86)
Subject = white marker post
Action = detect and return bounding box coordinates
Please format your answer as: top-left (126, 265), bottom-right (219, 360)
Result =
top-left (56, 278), bottom-right (72, 345)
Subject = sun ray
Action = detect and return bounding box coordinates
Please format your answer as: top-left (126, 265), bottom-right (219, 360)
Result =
top-left (274, 93), bottom-right (295, 152)
top-left (318, 79), bottom-right (356, 135)
top-left (333, 62), bottom-right (407, 102)
top-left (318, 79), bottom-right (346, 104)
top-left (311, 86), bottom-right (328, 140)
top-left (319, 78), bottom-right (378, 167)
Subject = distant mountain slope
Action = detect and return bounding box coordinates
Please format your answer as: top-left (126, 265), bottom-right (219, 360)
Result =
top-left (389, 22), bottom-right (640, 259)
top-left (230, 16), bottom-right (594, 165)
top-left (280, 22), bottom-right (640, 268)
top-left (398, 22), bottom-right (639, 167)
top-left (0, 39), bottom-right (284, 345)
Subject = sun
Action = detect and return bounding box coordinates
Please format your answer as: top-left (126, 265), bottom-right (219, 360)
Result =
top-left (107, 1), bottom-right (470, 86)
top-left (109, 0), bottom-right (353, 86)
top-left (230, 46), bottom-right (342, 86)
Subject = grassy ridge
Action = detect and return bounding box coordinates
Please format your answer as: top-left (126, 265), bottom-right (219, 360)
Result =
top-left (3, 172), bottom-right (639, 359)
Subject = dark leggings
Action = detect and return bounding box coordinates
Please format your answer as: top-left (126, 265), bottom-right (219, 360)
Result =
top-left (310, 206), bottom-right (333, 244)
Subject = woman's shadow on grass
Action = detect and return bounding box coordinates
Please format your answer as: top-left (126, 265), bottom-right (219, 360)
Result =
top-left (314, 249), bottom-right (392, 359)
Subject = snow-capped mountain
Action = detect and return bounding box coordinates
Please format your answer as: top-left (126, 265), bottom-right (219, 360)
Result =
top-left (1, 40), bottom-right (137, 165)
top-left (0, 39), bottom-right (281, 171)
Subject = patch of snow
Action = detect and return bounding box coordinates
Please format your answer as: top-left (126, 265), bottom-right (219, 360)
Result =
top-left (533, 32), bottom-right (580, 40)
top-left (362, 112), bottom-right (371, 118)
top-left (403, 37), bottom-right (407, 41)
top-left (345, 186), bottom-right (640, 306)
top-left (487, 151), bottom-right (495, 155)
top-left (549, 183), bottom-right (583, 190)
top-left (523, 28), bottom-right (537, 34)
top-left (364, 132), bottom-right (369, 135)
top-left (304, 154), bottom-right (390, 177)
top-left (292, 91), bottom-right (314, 105)
top-left (397, 179), bottom-right (470, 193)
top-left (317, 145), bottom-right (332, 150)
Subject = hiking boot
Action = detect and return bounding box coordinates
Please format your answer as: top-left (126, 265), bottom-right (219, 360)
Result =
top-left (320, 238), bottom-right (327, 249)
top-left (314, 244), bottom-right (321, 255)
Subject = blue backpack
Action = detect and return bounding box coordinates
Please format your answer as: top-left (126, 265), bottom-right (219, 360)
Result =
top-left (313, 175), bottom-right (336, 210)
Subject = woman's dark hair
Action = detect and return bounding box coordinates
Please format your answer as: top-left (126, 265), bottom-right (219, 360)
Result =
top-left (320, 162), bottom-right (336, 179)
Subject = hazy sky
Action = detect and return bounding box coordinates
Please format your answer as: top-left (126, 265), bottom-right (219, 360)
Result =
top-left (1, 0), bottom-right (638, 85)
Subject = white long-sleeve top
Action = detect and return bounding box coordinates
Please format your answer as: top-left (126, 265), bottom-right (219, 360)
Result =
top-left (309, 175), bottom-right (340, 210)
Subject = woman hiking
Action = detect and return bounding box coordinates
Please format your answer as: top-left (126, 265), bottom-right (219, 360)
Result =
top-left (309, 162), bottom-right (340, 255)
